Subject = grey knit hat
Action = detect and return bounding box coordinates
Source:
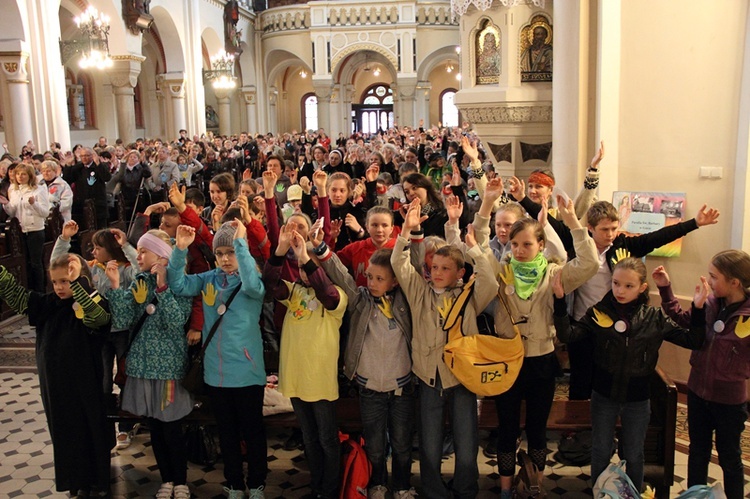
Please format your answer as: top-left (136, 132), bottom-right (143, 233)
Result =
top-left (213, 222), bottom-right (235, 251)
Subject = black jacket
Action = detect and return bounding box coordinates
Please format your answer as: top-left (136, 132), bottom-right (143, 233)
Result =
top-left (63, 161), bottom-right (112, 208)
top-left (554, 291), bottom-right (705, 402)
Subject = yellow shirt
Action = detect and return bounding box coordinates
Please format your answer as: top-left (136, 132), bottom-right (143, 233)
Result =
top-left (278, 281), bottom-right (347, 402)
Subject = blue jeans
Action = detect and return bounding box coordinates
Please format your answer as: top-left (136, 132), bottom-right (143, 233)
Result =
top-left (418, 376), bottom-right (478, 499)
top-left (687, 390), bottom-right (747, 499)
top-left (358, 382), bottom-right (416, 491)
top-left (291, 398), bottom-right (340, 498)
top-left (591, 391), bottom-right (651, 491)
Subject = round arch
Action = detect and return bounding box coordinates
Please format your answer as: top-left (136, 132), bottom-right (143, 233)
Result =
top-left (331, 43), bottom-right (397, 78)
top-left (201, 27), bottom-right (223, 67)
top-left (417, 45), bottom-right (459, 82)
top-left (266, 49), bottom-right (308, 87)
top-left (150, 5), bottom-right (185, 73)
top-left (0, 0), bottom-right (25, 45)
top-left (337, 50), bottom-right (396, 87)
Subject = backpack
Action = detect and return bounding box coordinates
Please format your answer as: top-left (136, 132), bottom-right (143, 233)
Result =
top-left (339, 431), bottom-right (371, 499)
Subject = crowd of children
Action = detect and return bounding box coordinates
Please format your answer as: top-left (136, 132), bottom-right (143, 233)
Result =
top-left (1, 128), bottom-right (747, 499)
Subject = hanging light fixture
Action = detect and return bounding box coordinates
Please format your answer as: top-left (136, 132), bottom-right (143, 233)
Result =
top-left (203, 49), bottom-right (237, 89)
top-left (373, 66), bottom-right (381, 77)
top-left (299, 69), bottom-right (308, 78)
top-left (446, 63), bottom-right (454, 73)
top-left (60, 6), bottom-right (113, 70)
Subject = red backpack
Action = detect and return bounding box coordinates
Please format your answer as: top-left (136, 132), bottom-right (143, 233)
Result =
top-left (339, 431), bottom-right (371, 499)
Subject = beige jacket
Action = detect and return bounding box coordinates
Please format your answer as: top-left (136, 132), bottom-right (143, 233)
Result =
top-left (472, 219), bottom-right (598, 358)
top-left (391, 235), bottom-right (499, 389)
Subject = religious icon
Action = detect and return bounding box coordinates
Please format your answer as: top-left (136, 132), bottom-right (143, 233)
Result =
top-left (475, 20), bottom-right (501, 85)
top-left (520, 15), bottom-right (553, 82)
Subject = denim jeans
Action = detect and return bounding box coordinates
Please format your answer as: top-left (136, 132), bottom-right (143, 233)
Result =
top-left (291, 398), bottom-right (340, 498)
top-left (687, 390), bottom-right (748, 499)
top-left (358, 382), bottom-right (416, 491)
top-left (418, 375), bottom-right (478, 499)
top-left (590, 390), bottom-right (651, 491)
top-left (208, 385), bottom-right (267, 490)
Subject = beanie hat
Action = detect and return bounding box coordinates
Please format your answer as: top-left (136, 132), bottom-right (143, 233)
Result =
top-left (213, 222), bottom-right (236, 251)
top-left (287, 184), bottom-right (303, 202)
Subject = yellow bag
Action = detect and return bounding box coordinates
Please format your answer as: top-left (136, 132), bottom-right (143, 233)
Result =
top-left (442, 276), bottom-right (524, 397)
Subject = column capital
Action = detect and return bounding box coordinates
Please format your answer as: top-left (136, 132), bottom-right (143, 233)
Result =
top-left (312, 79), bottom-right (334, 101)
top-left (161, 72), bottom-right (186, 98)
top-left (214, 87), bottom-right (235, 101)
top-left (240, 85), bottom-right (257, 104)
top-left (109, 58), bottom-right (142, 89)
top-left (0, 53), bottom-right (29, 83)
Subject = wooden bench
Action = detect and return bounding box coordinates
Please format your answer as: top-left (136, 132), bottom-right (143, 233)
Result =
top-left (108, 367), bottom-right (677, 497)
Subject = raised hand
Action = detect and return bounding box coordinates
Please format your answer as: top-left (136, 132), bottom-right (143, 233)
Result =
top-left (212, 204), bottom-right (226, 230)
top-left (352, 183), bottom-right (365, 200)
top-left (591, 140), bottom-right (605, 169)
top-left (695, 204), bottom-right (720, 227)
top-left (451, 164), bottom-right (462, 186)
top-left (62, 220), bottom-right (79, 241)
top-left (557, 195), bottom-right (581, 229)
top-left (110, 228), bottom-right (128, 247)
top-left (329, 219), bottom-right (343, 242)
top-left (365, 164), bottom-right (380, 183)
top-left (694, 276), bottom-right (709, 308)
top-left (344, 213), bottom-right (362, 233)
top-left (312, 170), bottom-right (328, 195)
top-left (175, 225), bottom-right (196, 250)
top-left (445, 194), bottom-right (464, 223)
top-left (651, 265), bottom-right (671, 287)
top-left (144, 202), bottom-right (171, 216)
top-left (233, 218), bottom-right (247, 240)
top-left (151, 263), bottom-right (167, 288)
top-left (538, 196), bottom-right (549, 228)
top-left (484, 177), bottom-right (504, 203)
top-left (105, 261), bottom-right (120, 289)
top-left (242, 168), bottom-right (253, 181)
top-left (461, 135), bottom-right (479, 162)
top-left (67, 255), bottom-right (82, 282)
top-left (403, 199), bottom-right (428, 233)
top-left (276, 223), bottom-right (295, 256)
top-left (169, 183), bottom-right (186, 211)
top-left (507, 176), bottom-right (525, 202)
top-left (299, 176), bottom-right (312, 195)
top-left (551, 269), bottom-right (565, 298)
top-left (262, 171), bottom-right (278, 199)
top-left (465, 224), bottom-right (477, 249)
top-left (309, 217), bottom-right (324, 247)
top-left (234, 194), bottom-right (252, 223)
top-left (290, 230), bottom-right (309, 263)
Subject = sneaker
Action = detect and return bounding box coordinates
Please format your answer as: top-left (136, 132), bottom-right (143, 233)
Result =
top-left (223, 487), bottom-right (244, 499)
top-left (155, 482), bottom-right (173, 499)
top-left (368, 485), bottom-right (388, 499)
top-left (115, 432), bottom-right (131, 450)
top-left (283, 429), bottom-right (304, 451)
top-left (500, 490), bottom-right (512, 499)
top-left (483, 437), bottom-right (497, 458)
top-left (173, 484), bottom-right (190, 499)
top-left (394, 488), bottom-right (418, 498)
top-left (247, 485), bottom-right (265, 499)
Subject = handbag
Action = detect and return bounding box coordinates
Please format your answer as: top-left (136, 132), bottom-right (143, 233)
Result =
top-left (183, 424), bottom-right (219, 465)
top-left (182, 285), bottom-right (241, 395)
top-left (592, 460), bottom-right (640, 499)
top-left (113, 295), bottom-right (159, 389)
top-left (513, 450), bottom-right (547, 499)
top-left (442, 276), bottom-right (524, 397)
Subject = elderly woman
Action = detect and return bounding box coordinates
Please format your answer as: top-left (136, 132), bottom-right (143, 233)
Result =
top-left (41, 160), bottom-right (73, 222)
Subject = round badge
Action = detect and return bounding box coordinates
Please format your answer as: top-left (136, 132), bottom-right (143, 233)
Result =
top-left (217, 304), bottom-right (227, 316)
top-left (146, 304), bottom-right (156, 315)
top-left (614, 320), bottom-right (627, 333)
top-left (72, 302), bottom-right (84, 319)
top-left (713, 320), bottom-right (725, 333)
top-left (505, 285), bottom-right (515, 296)
top-left (90, 171), bottom-right (96, 177)
top-left (308, 299), bottom-right (319, 311)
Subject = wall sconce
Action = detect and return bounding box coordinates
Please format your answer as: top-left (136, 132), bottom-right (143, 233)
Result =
top-left (59, 6), bottom-right (113, 70)
top-left (203, 49), bottom-right (237, 89)
top-left (456, 73), bottom-right (462, 81)
top-left (299, 69), bottom-right (308, 78)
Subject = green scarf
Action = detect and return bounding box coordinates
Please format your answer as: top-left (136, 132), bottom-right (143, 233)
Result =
top-left (509, 253), bottom-right (548, 300)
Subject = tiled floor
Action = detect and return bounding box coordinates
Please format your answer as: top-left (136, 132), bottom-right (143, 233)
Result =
top-left (0, 316), bottom-right (748, 498)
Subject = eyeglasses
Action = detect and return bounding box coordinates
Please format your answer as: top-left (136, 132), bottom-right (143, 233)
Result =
top-left (215, 250), bottom-right (236, 259)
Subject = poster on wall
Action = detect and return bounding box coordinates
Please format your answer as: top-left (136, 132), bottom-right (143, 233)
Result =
top-left (612, 191), bottom-right (687, 258)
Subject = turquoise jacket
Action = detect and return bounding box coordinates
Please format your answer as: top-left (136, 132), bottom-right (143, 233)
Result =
top-left (167, 238), bottom-right (266, 388)
top-left (107, 273), bottom-right (192, 379)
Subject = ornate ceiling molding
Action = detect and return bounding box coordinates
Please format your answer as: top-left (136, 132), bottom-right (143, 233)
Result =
top-left (457, 104), bottom-right (551, 124)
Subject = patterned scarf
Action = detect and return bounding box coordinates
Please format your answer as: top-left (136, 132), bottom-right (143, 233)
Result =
top-left (509, 252), bottom-right (548, 300)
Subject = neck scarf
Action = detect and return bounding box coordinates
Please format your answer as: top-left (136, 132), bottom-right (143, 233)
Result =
top-left (509, 252), bottom-right (548, 300)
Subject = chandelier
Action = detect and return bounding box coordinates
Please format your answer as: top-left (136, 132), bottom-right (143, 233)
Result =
top-left (60, 6), bottom-right (113, 70)
top-left (204, 50), bottom-right (237, 89)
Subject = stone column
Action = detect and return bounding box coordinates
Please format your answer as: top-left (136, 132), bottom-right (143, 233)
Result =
top-left (268, 86), bottom-right (279, 135)
top-left (329, 86), bottom-right (340, 136)
top-left (69, 84), bottom-right (85, 129)
top-left (0, 55), bottom-right (33, 154)
top-left (552, 0), bottom-right (589, 196)
top-left (344, 84), bottom-right (356, 136)
top-left (164, 73), bottom-right (187, 138)
top-left (214, 87), bottom-right (233, 137)
top-left (313, 81), bottom-right (333, 133)
top-left (109, 59), bottom-right (143, 145)
top-left (398, 79), bottom-right (417, 128)
top-left (241, 86), bottom-right (258, 133)
top-left (416, 80), bottom-right (432, 125)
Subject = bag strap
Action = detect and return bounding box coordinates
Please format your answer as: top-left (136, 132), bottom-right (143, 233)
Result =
top-left (518, 450), bottom-right (542, 495)
top-left (496, 286), bottom-right (522, 338)
top-left (122, 294), bottom-right (159, 358)
top-left (442, 275), bottom-right (476, 342)
top-left (196, 285), bottom-right (242, 359)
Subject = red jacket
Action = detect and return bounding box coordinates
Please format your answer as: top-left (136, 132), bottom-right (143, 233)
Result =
top-left (330, 237), bottom-right (396, 288)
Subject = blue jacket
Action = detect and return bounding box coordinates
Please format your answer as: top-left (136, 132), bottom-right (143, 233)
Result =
top-left (168, 238), bottom-right (266, 388)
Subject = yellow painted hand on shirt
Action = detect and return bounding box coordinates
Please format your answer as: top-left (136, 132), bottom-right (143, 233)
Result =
top-left (735, 316), bottom-right (750, 338)
top-left (437, 295), bottom-right (454, 321)
top-left (610, 248), bottom-right (631, 267)
top-left (377, 297), bottom-right (393, 319)
top-left (132, 279), bottom-right (148, 304)
top-left (592, 308), bottom-right (613, 328)
top-left (202, 283), bottom-right (218, 307)
top-left (498, 264), bottom-right (514, 286)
